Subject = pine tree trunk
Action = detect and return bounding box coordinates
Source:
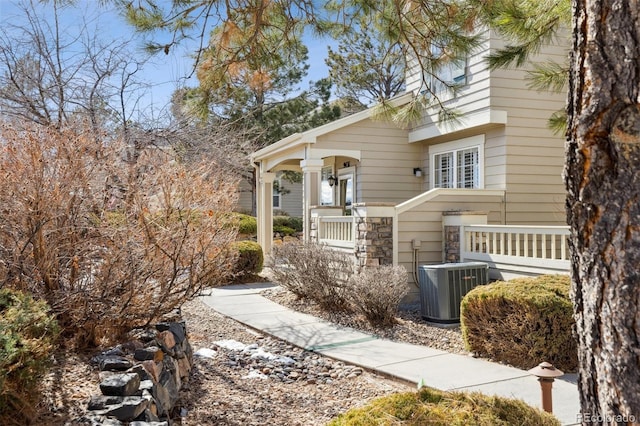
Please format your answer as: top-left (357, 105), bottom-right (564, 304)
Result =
top-left (566, 0), bottom-right (640, 423)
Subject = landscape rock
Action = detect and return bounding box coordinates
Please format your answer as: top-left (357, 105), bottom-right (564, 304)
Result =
top-left (73, 415), bottom-right (124, 425)
top-left (158, 369), bottom-right (180, 409)
top-left (99, 356), bottom-right (133, 372)
top-left (100, 396), bottom-right (149, 421)
top-left (141, 360), bottom-right (162, 383)
top-left (127, 364), bottom-right (153, 382)
top-left (76, 319), bottom-right (193, 425)
top-left (134, 346), bottom-right (164, 362)
top-left (87, 395), bottom-right (125, 410)
top-left (156, 322), bottom-right (186, 344)
top-left (100, 373), bottom-right (141, 397)
top-left (156, 330), bottom-right (176, 354)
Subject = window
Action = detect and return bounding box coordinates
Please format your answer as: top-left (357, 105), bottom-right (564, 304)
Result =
top-left (456, 148), bottom-right (479, 188)
top-left (422, 43), bottom-right (467, 96)
top-left (320, 166), bottom-right (334, 206)
top-left (272, 178), bottom-right (281, 208)
top-left (430, 136), bottom-right (484, 189)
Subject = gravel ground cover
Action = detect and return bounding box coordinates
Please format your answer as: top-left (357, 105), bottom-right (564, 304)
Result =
top-left (34, 281), bottom-right (469, 425)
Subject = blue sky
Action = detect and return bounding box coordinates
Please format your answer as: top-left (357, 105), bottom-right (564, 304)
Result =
top-left (0, 0), bottom-right (333, 117)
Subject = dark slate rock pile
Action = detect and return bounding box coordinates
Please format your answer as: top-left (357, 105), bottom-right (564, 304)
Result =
top-left (73, 322), bottom-right (192, 425)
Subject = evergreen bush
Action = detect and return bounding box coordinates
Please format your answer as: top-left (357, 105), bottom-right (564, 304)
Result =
top-left (460, 274), bottom-right (577, 372)
top-left (329, 386), bottom-right (560, 425)
top-left (0, 289), bottom-right (59, 421)
top-left (273, 215), bottom-right (303, 232)
top-left (273, 225), bottom-right (296, 236)
top-left (229, 213), bottom-right (258, 235)
top-left (231, 241), bottom-right (264, 278)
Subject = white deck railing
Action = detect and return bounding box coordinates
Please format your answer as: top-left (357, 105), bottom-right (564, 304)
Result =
top-left (317, 216), bottom-right (355, 249)
top-left (462, 225), bottom-right (571, 275)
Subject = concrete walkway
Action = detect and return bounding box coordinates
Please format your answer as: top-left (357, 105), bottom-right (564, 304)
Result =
top-left (200, 283), bottom-right (581, 426)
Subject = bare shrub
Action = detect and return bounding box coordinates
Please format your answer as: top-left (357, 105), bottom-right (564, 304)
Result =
top-left (270, 242), bottom-right (354, 312)
top-left (346, 265), bottom-right (409, 327)
top-left (0, 122), bottom-right (239, 346)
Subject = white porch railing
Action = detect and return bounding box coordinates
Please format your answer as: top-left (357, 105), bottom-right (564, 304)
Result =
top-left (462, 225), bottom-right (571, 275)
top-left (317, 216), bottom-right (355, 249)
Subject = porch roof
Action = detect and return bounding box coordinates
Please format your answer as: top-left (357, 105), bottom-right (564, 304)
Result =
top-left (250, 92), bottom-right (414, 164)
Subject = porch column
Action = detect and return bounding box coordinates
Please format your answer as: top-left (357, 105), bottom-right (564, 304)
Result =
top-left (257, 170), bottom-right (277, 256)
top-left (353, 203), bottom-right (396, 267)
top-left (442, 211), bottom-right (488, 263)
top-left (300, 159), bottom-right (324, 242)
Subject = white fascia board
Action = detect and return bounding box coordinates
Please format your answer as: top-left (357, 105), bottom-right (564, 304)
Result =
top-left (303, 92), bottom-right (414, 140)
top-left (251, 132), bottom-right (304, 162)
top-left (308, 148), bottom-right (362, 161)
top-left (395, 188), bottom-right (506, 215)
top-left (262, 146), bottom-right (306, 171)
top-left (252, 92), bottom-right (414, 163)
top-left (408, 108), bottom-right (508, 143)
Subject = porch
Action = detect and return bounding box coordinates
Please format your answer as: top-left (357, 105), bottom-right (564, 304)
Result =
top-left (310, 197), bottom-right (570, 281)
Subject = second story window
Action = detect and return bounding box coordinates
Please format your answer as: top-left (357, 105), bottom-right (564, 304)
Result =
top-left (424, 43), bottom-right (467, 96)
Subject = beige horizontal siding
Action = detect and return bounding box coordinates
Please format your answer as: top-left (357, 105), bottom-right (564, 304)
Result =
top-left (279, 179), bottom-right (303, 217)
top-left (409, 31), bottom-right (492, 131)
top-left (484, 29), bottom-right (568, 226)
top-left (396, 191), bottom-right (505, 289)
top-left (316, 118), bottom-right (421, 205)
top-left (235, 178), bottom-right (254, 214)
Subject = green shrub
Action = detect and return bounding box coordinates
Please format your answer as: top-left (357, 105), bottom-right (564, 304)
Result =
top-left (229, 213), bottom-right (257, 235)
top-left (273, 225), bottom-right (296, 236)
top-left (0, 289), bottom-right (59, 420)
top-left (273, 215), bottom-right (303, 232)
top-left (460, 274), bottom-right (577, 372)
top-left (329, 386), bottom-right (560, 425)
top-left (231, 241), bottom-right (264, 279)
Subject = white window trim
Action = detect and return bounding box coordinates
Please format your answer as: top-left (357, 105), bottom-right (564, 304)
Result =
top-left (429, 135), bottom-right (485, 189)
top-left (338, 166), bottom-right (356, 206)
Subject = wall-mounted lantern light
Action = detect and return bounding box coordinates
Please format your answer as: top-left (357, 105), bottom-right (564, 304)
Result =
top-left (413, 167), bottom-right (423, 177)
top-left (328, 175), bottom-right (337, 187)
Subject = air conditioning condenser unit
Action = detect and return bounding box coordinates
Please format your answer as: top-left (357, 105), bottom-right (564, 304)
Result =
top-left (418, 262), bottom-right (489, 323)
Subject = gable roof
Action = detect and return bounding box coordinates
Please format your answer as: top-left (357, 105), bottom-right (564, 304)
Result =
top-left (251, 92), bottom-right (413, 163)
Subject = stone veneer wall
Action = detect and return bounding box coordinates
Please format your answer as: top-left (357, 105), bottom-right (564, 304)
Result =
top-left (75, 321), bottom-right (193, 425)
top-left (442, 211), bottom-right (489, 264)
top-left (354, 216), bottom-right (393, 267)
top-left (444, 225), bottom-right (461, 263)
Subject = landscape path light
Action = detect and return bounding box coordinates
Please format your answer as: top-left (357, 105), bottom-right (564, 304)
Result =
top-left (528, 361), bottom-right (564, 413)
